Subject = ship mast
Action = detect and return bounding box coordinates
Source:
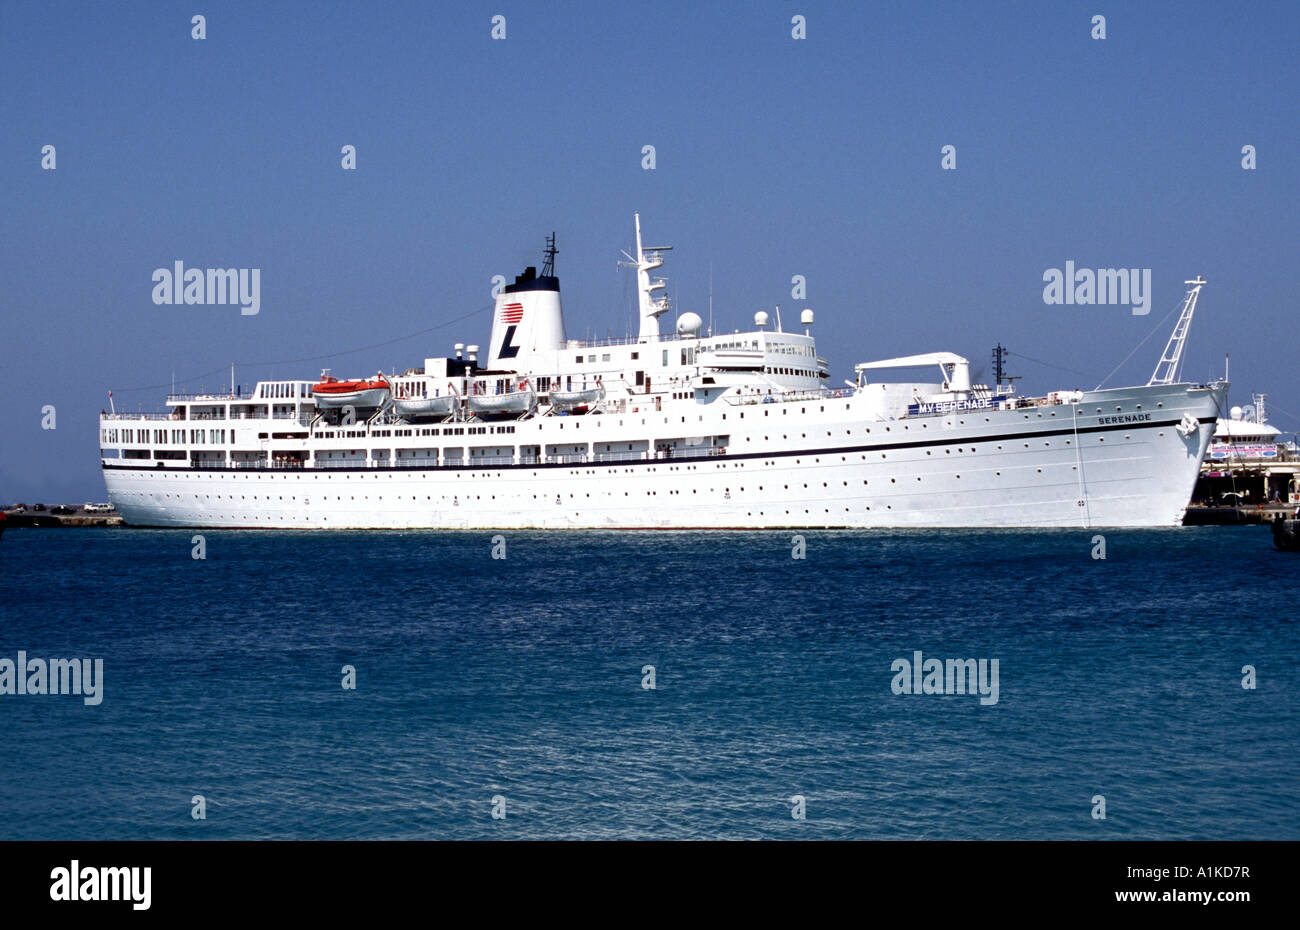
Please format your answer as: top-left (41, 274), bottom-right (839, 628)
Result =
top-left (542, 232), bottom-right (557, 277)
top-left (991, 344), bottom-right (1020, 394)
top-left (620, 213), bottom-right (672, 341)
top-left (1148, 277), bottom-right (1206, 386)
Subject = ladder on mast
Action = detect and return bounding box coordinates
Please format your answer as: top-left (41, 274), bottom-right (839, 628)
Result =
top-left (1148, 277), bottom-right (1206, 386)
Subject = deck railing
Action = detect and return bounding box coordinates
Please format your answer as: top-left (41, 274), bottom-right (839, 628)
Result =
top-left (725, 387), bottom-right (853, 407)
top-left (108, 446), bottom-right (739, 469)
top-left (166, 392), bottom-right (255, 402)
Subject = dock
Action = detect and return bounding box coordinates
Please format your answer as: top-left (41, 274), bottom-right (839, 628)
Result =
top-left (1, 509), bottom-right (124, 528)
top-left (1183, 503), bottom-right (1295, 526)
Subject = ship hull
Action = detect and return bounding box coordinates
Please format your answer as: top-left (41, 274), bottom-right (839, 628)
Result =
top-left (102, 383), bottom-right (1225, 529)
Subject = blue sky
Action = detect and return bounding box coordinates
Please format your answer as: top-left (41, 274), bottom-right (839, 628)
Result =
top-left (2, 0), bottom-right (1296, 501)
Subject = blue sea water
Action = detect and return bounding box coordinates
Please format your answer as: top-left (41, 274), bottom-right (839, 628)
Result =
top-left (1, 526), bottom-right (1296, 840)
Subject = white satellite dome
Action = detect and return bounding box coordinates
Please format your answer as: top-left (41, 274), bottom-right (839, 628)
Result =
top-left (754, 311), bottom-right (769, 328)
top-left (800, 308), bottom-right (815, 326)
top-left (1230, 406), bottom-right (1243, 420)
top-left (676, 312), bottom-right (703, 336)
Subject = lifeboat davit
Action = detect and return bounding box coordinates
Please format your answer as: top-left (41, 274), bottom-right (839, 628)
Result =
top-left (311, 372), bottom-right (391, 408)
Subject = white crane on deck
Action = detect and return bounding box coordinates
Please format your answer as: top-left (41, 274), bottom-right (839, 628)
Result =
top-left (1148, 277), bottom-right (1206, 386)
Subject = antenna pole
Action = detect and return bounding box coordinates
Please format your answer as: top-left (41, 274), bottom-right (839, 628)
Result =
top-left (708, 262), bottom-right (713, 336)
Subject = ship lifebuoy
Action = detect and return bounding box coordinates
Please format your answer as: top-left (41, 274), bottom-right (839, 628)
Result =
top-left (519, 380), bottom-right (528, 392)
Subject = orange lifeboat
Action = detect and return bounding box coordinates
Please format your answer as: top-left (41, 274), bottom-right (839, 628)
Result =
top-left (311, 371), bottom-right (391, 408)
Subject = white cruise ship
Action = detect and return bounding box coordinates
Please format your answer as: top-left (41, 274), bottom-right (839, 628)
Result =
top-left (99, 217), bottom-right (1226, 529)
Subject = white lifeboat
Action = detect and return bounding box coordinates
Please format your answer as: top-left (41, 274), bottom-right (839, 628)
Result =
top-left (392, 376), bottom-right (460, 419)
top-left (548, 381), bottom-right (605, 410)
top-left (466, 377), bottom-right (536, 415)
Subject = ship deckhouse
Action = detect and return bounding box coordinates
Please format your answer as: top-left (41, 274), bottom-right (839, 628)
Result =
top-left (476, 222), bottom-right (829, 408)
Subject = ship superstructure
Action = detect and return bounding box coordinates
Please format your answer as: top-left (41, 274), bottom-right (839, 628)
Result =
top-left (99, 216), bottom-right (1226, 528)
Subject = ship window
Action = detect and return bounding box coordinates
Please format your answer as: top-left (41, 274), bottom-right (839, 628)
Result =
top-left (575, 355), bottom-right (583, 363)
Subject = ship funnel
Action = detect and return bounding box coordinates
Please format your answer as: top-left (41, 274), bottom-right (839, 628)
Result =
top-left (487, 235), bottom-right (566, 370)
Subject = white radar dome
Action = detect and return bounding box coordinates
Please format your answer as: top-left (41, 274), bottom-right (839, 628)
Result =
top-left (677, 312), bottom-right (703, 336)
top-left (754, 311), bottom-right (769, 328)
top-left (1230, 406), bottom-right (1243, 420)
top-left (800, 308), bottom-right (815, 326)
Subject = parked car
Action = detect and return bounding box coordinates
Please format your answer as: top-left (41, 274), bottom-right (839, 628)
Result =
top-left (50, 505), bottom-right (75, 515)
top-left (32, 503), bottom-right (46, 512)
top-left (83, 502), bottom-right (115, 512)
